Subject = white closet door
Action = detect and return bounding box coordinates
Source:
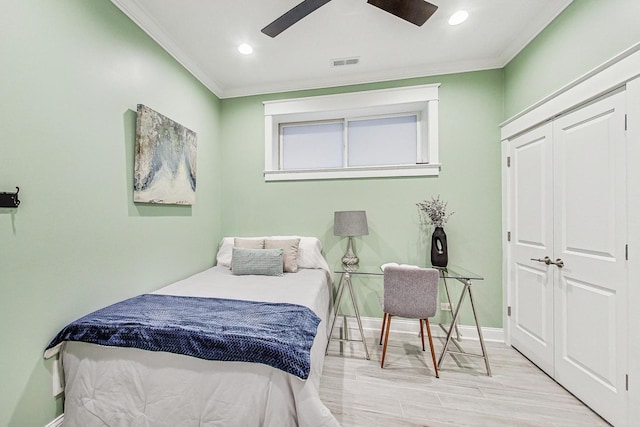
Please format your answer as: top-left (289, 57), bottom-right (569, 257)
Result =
top-left (508, 123), bottom-right (554, 375)
top-left (552, 90), bottom-right (627, 426)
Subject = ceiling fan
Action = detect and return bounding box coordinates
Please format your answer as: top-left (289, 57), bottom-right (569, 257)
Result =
top-left (261, 0), bottom-right (438, 38)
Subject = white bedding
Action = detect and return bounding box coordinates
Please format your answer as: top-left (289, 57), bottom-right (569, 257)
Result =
top-left (60, 266), bottom-right (339, 427)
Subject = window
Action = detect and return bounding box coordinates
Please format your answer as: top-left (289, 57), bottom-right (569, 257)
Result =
top-left (282, 121), bottom-right (343, 170)
top-left (346, 115), bottom-right (418, 167)
top-left (264, 84), bottom-right (440, 181)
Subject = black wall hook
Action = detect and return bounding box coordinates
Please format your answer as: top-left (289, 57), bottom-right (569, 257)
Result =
top-left (0, 187), bottom-right (20, 208)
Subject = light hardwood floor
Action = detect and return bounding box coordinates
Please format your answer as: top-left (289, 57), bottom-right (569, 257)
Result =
top-left (321, 328), bottom-right (610, 427)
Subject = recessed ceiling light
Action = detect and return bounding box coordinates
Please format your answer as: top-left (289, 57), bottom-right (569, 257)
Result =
top-left (448, 10), bottom-right (469, 26)
top-left (238, 43), bottom-right (253, 55)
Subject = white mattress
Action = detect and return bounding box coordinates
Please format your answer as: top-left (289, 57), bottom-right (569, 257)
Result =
top-left (60, 266), bottom-right (339, 427)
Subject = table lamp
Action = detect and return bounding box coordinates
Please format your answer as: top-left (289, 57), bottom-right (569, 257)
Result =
top-left (334, 210), bottom-right (369, 267)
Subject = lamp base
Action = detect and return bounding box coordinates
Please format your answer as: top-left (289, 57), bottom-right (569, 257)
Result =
top-left (341, 254), bottom-right (360, 265)
top-left (341, 236), bottom-right (360, 268)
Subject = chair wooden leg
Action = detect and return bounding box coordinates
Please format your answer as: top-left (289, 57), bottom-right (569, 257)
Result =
top-left (419, 319), bottom-right (425, 351)
top-left (424, 319), bottom-right (439, 378)
top-left (381, 315), bottom-right (392, 368)
top-left (379, 313), bottom-right (388, 345)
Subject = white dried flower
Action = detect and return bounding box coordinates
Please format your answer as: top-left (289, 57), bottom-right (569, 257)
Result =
top-left (417, 195), bottom-right (454, 228)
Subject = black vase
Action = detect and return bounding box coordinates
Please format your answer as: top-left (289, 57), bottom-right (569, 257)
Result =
top-left (431, 226), bottom-right (448, 267)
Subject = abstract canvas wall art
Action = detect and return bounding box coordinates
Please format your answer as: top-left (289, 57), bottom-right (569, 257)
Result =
top-left (134, 105), bottom-right (197, 205)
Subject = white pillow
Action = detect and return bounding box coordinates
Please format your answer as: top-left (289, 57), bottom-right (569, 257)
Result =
top-left (265, 236), bottom-right (329, 271)
top-left (215, 236), bottom-right (329, 272)
top-left (215, 237), bottom-right (234, 267)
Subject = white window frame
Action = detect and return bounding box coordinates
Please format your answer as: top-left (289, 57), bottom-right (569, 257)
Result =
top-left (263, 84), bottom-right (440, 181)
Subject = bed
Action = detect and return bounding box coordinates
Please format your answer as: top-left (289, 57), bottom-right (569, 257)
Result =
top-left (45, 236), bottom-right (340, 427)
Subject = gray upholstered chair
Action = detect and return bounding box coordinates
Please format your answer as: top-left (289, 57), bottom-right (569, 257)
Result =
top-left (379, 266), bottom-right (440, 378)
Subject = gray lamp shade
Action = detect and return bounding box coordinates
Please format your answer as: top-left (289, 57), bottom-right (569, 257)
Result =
top-left (333, 211), bottom-right (369, 237)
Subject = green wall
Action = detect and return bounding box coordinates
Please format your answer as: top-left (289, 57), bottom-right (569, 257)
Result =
top-left (4, 0), bottom-right (640, 425)
top-left (220, 71), bottom-right (504, 328)
top-left (0, 2), bottom-right (222, 426)
top-left (504, 0), bottom-right (640, 118)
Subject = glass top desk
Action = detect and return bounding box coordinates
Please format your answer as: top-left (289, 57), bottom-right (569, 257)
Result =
top-left (326, 264), bottom-right (491, 376)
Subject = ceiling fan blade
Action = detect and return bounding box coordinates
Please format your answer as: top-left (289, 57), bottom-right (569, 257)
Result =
top-left (262, 0), bottom-right (332, 38)
top-left (367, 0), bottom-right (438, 26)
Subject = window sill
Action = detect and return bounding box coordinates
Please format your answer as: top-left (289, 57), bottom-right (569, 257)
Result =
top-left (264, 164), bottom-right (441, 182)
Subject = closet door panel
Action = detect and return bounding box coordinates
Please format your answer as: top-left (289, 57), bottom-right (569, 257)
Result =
top-left (508, 123), bottom-right (554, 375)
top-left (553, 91), bottom-right (627, 427)
top-left (560, 106), bottom-right (618, 261)
top-left (560, 276), bottom-right (616, 377)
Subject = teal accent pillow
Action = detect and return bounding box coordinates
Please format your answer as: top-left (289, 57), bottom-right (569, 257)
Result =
top-left (231, 247), bottom-right (284, 276)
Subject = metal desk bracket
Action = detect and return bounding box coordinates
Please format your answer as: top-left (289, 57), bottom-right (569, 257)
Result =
top-left (325, 271), bottom-right (370, 360)
top-left (437, 275), bottom-right (492, 376)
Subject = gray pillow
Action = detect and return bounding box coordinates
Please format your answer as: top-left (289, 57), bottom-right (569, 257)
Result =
top-left (231, 247), bottom-right (284, 276)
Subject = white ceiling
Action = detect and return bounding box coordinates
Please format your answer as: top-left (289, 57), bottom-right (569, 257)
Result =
top-left (111, 0), bottom-right (573, 99)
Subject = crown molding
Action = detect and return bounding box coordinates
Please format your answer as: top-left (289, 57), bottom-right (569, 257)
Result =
top-left (110, 0), bottom-right (225, 97)
top-left (497, 0), bottom-right (574, 66)
top-left (110, 0), bottom-right (573, 100)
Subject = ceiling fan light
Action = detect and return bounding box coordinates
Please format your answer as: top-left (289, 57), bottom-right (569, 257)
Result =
top-left (448, 10), bottom-right (468, 26)
top-left (238, 43), bottom-right (253, 55)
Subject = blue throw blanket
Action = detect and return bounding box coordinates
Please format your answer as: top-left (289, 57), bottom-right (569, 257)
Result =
top-left (45, 294), bottom-right (321, 379)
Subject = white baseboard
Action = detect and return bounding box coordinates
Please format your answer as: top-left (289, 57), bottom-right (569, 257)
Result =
top-left (334, 315), bottom-right (504, 343)
top-left (45, 414), bottom-right (63, 427)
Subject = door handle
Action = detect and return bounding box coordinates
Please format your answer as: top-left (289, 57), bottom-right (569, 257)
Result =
top-left (550, 258), bottom-right (564, 268)
top-left (530, 256), bottom-right (551, 265)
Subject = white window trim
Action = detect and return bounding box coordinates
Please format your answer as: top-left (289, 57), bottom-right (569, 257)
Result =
top-left (264, 84), bottom-right (440, 181)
